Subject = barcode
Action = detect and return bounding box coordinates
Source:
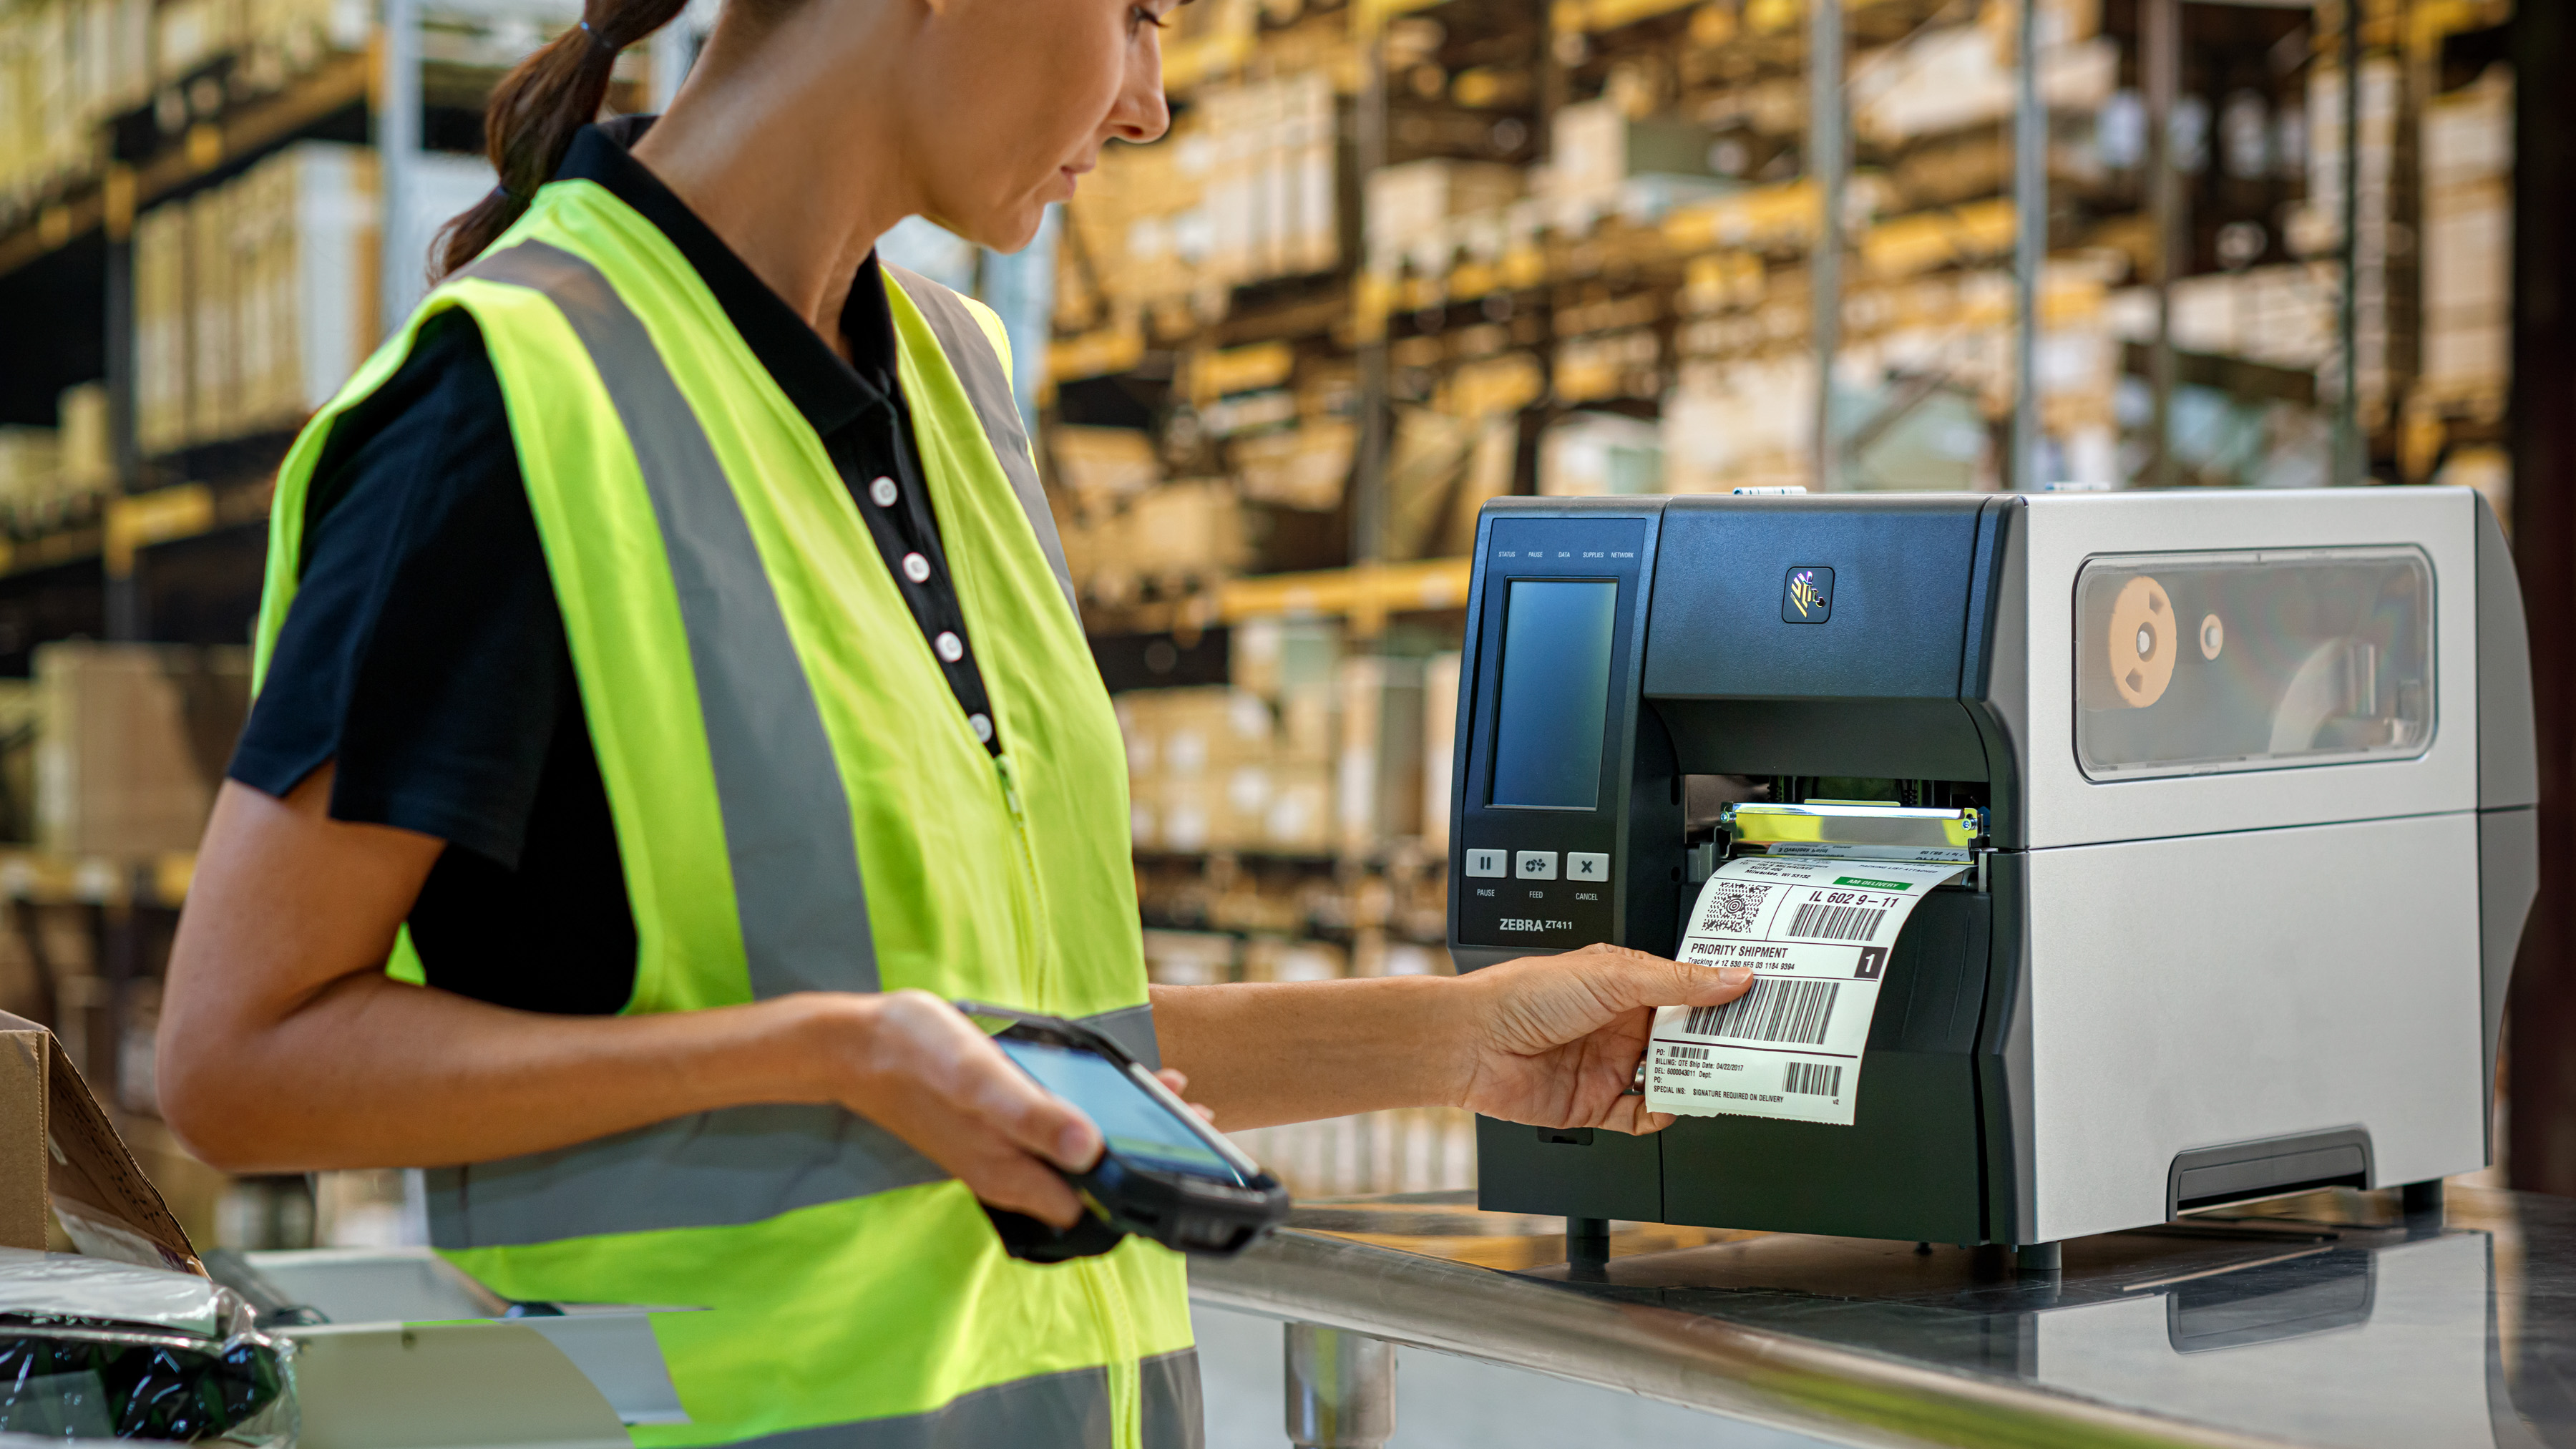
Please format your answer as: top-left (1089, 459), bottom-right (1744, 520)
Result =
top-left (1785, 1062), bottom-right (1843, 1096)
top-left (1785, 901), bottom-right (1889, 942)
top-left (1682, 978), bottom-right (1842, 1045)
top-left (1663, 1045), bottom-right (1710, 1062)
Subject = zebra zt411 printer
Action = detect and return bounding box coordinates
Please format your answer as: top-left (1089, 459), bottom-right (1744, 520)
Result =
top-left (1445, 489), bottom-right (2535, 1252)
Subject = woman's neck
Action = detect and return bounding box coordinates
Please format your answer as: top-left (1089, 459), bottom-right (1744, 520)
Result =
top-left (628, 8), bottom-right (919, 361)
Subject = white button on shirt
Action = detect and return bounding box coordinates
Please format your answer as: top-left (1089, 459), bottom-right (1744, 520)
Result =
top-left (970, 712), bottom-right (993, 743)
top-left (869, 476), bottom-right (898, 507)
top-left (902, 552), bottom-right (932, 584)
top-left (935, 631), bottom-right (965, 663)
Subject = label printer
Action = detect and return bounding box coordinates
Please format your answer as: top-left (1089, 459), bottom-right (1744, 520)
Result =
top-left (1445, 489), bottom-right (2536, 1252)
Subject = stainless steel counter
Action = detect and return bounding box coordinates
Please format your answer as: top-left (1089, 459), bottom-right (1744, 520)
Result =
top-left (1189, 1184), bottom-right (2574, 1449)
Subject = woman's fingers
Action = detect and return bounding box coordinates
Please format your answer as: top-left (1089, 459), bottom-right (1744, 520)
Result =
top-left (829, 991), bottom-right (1102, 1227)
top-left (1153, 1068), bottom-right (1219, 1123)
top-left (1589, 1092), bottom-right (1677, 1136)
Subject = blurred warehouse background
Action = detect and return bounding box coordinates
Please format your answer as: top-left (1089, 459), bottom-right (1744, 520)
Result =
top-left (1, 0), bottom-right (2569, 1250)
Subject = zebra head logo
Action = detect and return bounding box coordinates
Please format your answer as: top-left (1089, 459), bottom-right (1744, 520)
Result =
top-left (1781, 565), bottom-right (1835, 624)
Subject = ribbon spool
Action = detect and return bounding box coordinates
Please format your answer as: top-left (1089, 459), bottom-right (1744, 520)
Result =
top-left (2107, 575), bottom-right (2177, 708)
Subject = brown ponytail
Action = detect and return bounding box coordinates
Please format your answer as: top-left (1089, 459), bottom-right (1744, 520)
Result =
top-left (429, 0), bottom-right (691, 281)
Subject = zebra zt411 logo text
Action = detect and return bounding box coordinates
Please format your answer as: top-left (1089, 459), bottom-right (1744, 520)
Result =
top-left (1782, 565), bottom-right (1835, 624)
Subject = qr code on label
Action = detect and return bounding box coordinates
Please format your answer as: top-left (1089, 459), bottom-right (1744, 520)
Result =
top-left (1698, 884), bottom-right (1771, 935)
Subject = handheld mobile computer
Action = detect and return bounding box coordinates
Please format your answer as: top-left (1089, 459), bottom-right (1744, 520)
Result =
top-left (957, 1003), bottom-right (1292, 1262)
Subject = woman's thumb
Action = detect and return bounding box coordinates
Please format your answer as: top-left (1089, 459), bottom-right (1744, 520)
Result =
top-left (1687, 963), bottom-right (1757, 1005)
top-left (1598, 955), bottom-right (1752, 1010)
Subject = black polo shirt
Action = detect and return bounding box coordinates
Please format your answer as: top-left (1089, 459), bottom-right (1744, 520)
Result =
top-left (230, 118), bottom-right (1003, 1015)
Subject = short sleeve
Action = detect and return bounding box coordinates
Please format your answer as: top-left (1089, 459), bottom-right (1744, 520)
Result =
top-left (228, 309), bottom-right (571, 869)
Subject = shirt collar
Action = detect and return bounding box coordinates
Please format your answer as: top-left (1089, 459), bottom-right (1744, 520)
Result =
top-left (557, 118), bottom-right (894, 439)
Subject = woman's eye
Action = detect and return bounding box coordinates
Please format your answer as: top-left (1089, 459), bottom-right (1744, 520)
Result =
top-left (1130, 4), bottom-right (1167, 29)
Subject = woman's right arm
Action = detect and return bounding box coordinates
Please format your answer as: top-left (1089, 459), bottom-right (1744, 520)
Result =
top-left (156, 765), bottom-right (1103, 1224)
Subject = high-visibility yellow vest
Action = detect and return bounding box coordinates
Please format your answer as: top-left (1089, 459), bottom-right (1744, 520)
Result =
top-left (252, 177), bottom-right (1197, 1449)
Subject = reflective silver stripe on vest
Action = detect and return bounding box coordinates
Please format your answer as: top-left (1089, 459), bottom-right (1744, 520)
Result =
top-left (466, 240), bottom-right (879, 1001)
top-left (723, 1350), bottom-right (1201, 1449)
top-left (1141, 1347), bottom-right (1205, 1449)
top-left (426, 1103), bottom-right (942, 1249)
top-left (882, 263), bottom-right (1082, 622)
top-left (1085, 1003), bottom-right (1161, 1073)
top-left (423, 1006), bottom-right (1164, 1249)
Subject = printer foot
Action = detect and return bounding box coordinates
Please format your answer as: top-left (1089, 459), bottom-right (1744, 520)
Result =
top-left (2402, 1179), bottom-right (2445, 1216)
top-left (1556, 1211), bottom-right (1597, 1268)
top-left (2015, 1242), bottom-right (2062, 1275)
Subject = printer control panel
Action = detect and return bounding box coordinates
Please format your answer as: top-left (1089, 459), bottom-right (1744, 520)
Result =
top-left (1453, 515), bottom-right (1650, 951)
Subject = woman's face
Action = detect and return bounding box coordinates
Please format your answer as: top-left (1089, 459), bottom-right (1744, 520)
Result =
top-left (902, 0), bottom-right (1175, 251)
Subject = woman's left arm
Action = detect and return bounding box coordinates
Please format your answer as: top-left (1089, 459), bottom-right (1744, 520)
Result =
top-left (1151, 945), bottom-right (1752, 1136)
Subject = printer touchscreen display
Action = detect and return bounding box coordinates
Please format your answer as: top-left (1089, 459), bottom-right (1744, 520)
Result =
top-left (1488, 580), bottom-right (1619, 809)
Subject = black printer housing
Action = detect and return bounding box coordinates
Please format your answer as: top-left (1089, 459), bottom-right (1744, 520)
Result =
top-left (1445, 494), bottom-right (2031, 1246)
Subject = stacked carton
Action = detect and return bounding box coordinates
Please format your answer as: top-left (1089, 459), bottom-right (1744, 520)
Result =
top-left (0, 0), bottom-right (150, 216)
top-left (0, 384), bottom-right (113, 522)
top-left (1201, 70), bottom-right (1339, 286)
top-left (1055, 67), bottom-right (1337, 332)
top-left (1364, 157), bottom-right (1521, 275)
top-left (1119, 686), bottom-right (1329, 855)
top-left (134, 141), bottom-right (376, 456)
top-left (154, 0), bottom-right (363, 89)
top-left (1057, 479), bottom-right (1250, 605)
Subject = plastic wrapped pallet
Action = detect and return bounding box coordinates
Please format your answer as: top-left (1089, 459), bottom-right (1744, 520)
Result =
top-left (1420, 652), bottom-right (1460, 857)
top-left (2419, 69), bottom-right (2512, 410)
top-left (1335, 655), bottom-right (1423, 858)
top-left (235, 143), bottom-right (378, 431)
top-left (187, 187), bottom-right (239, 447)
top-left (135, 204), bottom-right (191, 458)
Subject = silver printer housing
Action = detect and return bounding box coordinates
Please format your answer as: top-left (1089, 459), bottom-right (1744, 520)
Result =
top-left (1446, 488), bottom-right (2535, 1248)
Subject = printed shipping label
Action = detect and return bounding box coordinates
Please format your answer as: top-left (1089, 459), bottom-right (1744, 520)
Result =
top-left (1646, 854), bottom-right (1971, 1126)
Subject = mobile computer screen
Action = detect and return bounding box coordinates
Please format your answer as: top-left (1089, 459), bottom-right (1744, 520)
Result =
top-left (995, 1038), bottom-right (1252, 1184)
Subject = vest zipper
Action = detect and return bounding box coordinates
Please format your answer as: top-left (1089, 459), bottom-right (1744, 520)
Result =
top-left (997, 747), bottom-right (1140, 1447)
top-left (991, 752), bottom-right (1051, 1010)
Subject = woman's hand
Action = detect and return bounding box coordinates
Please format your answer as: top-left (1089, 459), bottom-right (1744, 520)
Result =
top-left (796, 990), bottom-right (1113, 1227)
top-left (1449, 945), bottom-right (1753, 1136)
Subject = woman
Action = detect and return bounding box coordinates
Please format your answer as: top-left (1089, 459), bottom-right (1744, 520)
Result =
top-left (155, 0), bottom-right (1754, 1440)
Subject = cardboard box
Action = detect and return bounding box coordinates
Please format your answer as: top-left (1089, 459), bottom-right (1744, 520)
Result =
top-left (1143, 686), bottom-right (1274, 777)
top-left (36, 643), bottom-right (252, 858)
top-left (0, 1010), bottom-right (203, 1272)
top-left (1264, 763), bottom-right (1333, 854)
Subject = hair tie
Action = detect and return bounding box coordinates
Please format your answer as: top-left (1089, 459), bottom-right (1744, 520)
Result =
top-left (491, 182), bottom-right (531, 205)
top-left (577, 18), bottom-right (617, 52)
